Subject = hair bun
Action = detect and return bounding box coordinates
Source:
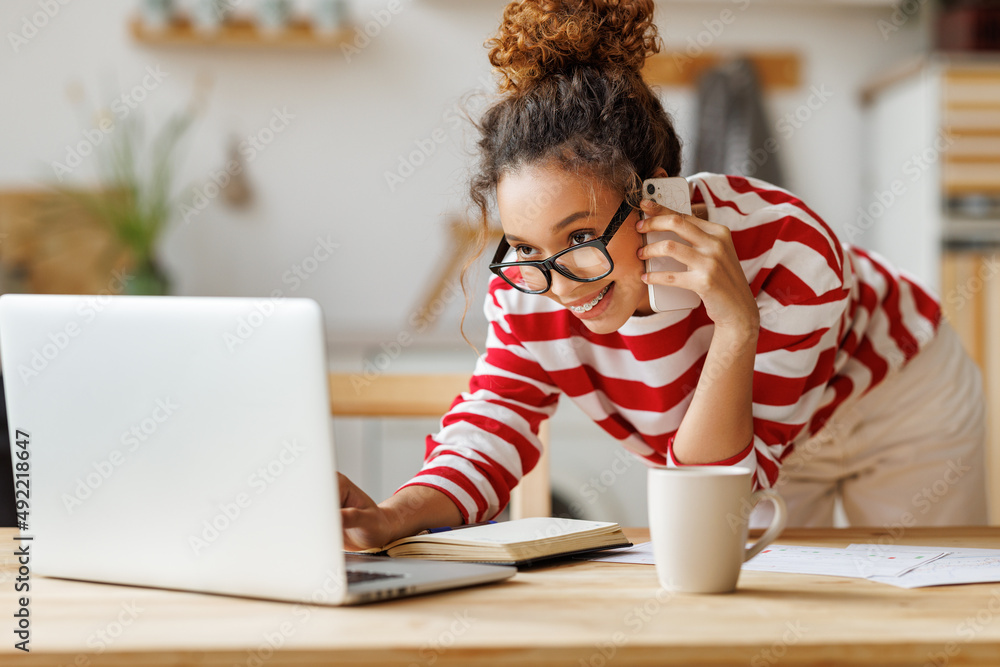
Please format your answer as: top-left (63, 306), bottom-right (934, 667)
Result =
top-left (487, 0), bottom-right (661, 92)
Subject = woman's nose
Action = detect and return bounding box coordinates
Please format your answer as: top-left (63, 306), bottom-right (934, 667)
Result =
top-left (548, 271), bottom-right (577, 299)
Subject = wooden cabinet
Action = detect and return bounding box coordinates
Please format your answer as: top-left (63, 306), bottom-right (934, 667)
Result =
top-left (941, 247), bottom-right (1000, 524)
top-left (863, 54), bottom-right (1000, 523)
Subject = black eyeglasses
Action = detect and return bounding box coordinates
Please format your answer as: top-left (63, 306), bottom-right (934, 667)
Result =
top-left (489, 199), bottom-right (634, 295)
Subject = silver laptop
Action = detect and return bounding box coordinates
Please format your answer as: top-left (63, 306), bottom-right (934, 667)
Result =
top-left (0, 293), bottom-right (514, 605)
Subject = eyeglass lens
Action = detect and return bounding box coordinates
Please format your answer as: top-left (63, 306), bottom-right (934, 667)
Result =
top-left (498, 245), bottom-right (612, 291)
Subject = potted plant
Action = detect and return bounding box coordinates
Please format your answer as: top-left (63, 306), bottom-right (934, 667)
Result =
top-left (52, 107), bottom-right (194, 296)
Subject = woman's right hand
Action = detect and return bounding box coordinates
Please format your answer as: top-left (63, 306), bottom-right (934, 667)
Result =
top-left (338, 473), bottom-right (398, 552)
top-left (338, 474), bottom-right (466, 552)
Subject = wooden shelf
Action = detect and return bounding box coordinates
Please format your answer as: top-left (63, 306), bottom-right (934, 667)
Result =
top-left (328, 372), bottom-right (470, 417)
top-left (642, 51), bottom-right (801, 90)
top-left (129, 15), bottom-right (352, 50)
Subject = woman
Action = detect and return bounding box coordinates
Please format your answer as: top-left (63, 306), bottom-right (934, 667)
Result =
top-left (339, 0), bottom-right (987, 551)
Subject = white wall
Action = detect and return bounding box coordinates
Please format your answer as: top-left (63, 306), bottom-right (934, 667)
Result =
top-left (1, 0), bottom-right (933, 525)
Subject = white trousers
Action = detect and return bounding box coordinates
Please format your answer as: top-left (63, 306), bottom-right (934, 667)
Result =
top-left (751, 320), bottom-right (989, 529)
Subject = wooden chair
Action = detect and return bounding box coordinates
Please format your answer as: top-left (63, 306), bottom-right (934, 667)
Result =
top-left (327, 373), bottom-right (550, 520)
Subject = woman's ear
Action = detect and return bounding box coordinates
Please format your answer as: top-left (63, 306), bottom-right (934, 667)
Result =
top-left (651, 166), bottom-right (669, 178)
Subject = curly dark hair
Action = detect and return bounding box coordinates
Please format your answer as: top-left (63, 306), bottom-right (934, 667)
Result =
top-left (458, 0), bottom-right (684, 341)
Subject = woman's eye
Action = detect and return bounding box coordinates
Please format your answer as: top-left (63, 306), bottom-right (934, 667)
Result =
top-left (570, 230), bottom-right (597, 245)
top-left (515, 245), bottom-right (537, 259)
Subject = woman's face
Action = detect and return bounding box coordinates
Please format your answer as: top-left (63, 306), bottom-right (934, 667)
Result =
top-left (495, 163), bottom-right (653, 335)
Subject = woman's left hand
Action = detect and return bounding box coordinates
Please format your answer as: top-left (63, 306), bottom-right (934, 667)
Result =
top-left (636, 198), bottom-right (759, 335)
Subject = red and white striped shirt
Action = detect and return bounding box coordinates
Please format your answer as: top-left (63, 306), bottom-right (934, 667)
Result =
top-left (399, 173), bottom-right (941, 524)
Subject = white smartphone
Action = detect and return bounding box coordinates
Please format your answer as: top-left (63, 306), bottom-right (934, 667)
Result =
top-left (642, 177), bottom-right (702, 313)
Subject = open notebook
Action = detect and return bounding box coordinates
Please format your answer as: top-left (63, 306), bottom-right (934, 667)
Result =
top-left (360, 517), bottom-right (632, 566)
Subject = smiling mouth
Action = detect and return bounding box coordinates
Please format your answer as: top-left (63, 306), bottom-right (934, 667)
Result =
top-left (569, 284), bottom-right (611, 313)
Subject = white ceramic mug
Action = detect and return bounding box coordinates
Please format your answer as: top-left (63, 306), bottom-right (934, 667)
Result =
top-left (647, 466), bottom-right (787, 594)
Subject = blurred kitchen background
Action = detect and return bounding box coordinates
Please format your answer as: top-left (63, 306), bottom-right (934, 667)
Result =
top-left (2, 0), bottom-right (999, 525)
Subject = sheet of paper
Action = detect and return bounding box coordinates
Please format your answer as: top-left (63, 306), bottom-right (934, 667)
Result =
top-left (839, 544), bottom-right (951, 576)
top-left (579, 541), bottom-right (656, 564)
top-left (579, 542), bottom-right (948, 578)
top-left (739, 545), bottom-right (948, 578)
top-left (846, 544), bottom-right (1000, 588)
top-left (579, 542), bottom-right (960, 584)
top-left (580, 540), bottom-right (1000, 588)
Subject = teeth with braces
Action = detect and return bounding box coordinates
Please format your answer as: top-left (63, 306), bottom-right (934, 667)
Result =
top-left (571, 284), bottom-right (611, 313)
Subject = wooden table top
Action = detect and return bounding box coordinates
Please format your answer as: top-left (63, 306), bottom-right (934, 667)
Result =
top-left (3, 526), bottom-right (1000, 666)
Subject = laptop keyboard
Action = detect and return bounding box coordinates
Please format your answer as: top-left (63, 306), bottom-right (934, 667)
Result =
top-left (346, 569), bottom-right (406, 585)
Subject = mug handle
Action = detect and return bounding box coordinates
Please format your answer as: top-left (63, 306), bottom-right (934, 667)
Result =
top-left (743, 488), bottom-right (788, 562)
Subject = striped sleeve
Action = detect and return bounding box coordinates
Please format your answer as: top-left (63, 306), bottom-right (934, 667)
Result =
top-left (685, 176), bottom-right (851, 490)
top-left (396, 280), bottom-right (561, 523)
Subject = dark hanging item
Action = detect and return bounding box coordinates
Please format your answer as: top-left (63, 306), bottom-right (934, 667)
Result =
top-left (691, 56), bottom-right (785, 189)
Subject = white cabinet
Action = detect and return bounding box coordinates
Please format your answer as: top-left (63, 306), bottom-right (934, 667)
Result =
top-left (860, 57), bottom-right (942, 288)
top-left (863, 53), bottom-right (1000, 523)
